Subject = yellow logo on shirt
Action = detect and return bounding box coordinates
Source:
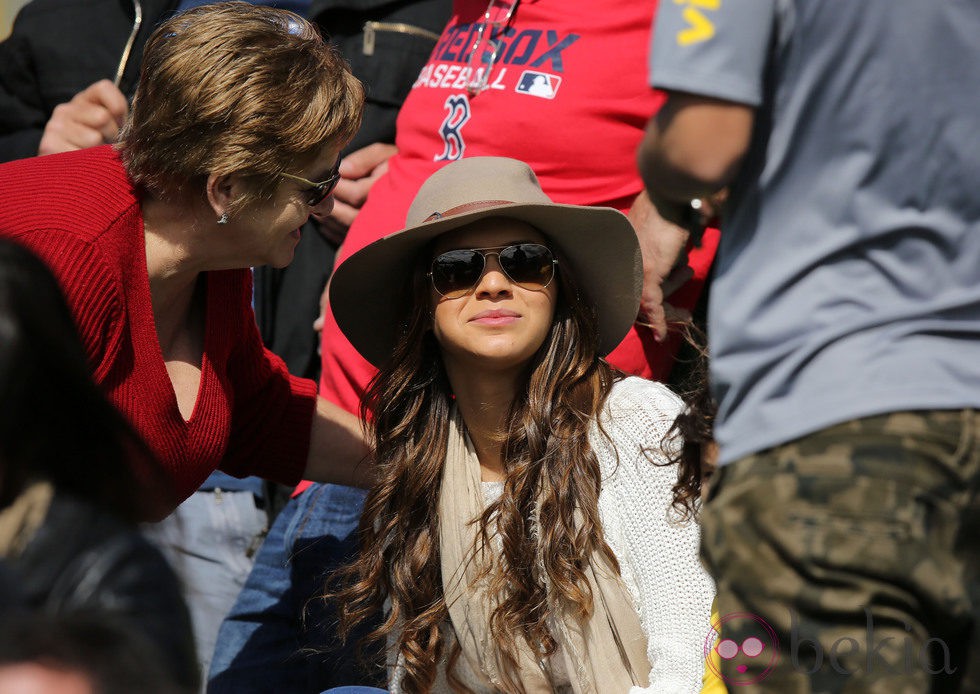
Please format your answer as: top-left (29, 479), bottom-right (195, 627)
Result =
top-left (674, 0), bottom-right (718, 46)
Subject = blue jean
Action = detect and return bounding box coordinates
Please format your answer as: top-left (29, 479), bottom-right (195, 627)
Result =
top-left (208, 483), bottom-right (382, 693)
top-left (143, 487), bottom-right (268, 690)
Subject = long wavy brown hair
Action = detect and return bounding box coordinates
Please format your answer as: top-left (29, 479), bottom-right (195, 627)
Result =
top-left (331, 246), bottom-right (704, 691)
top-left (661, 323), bottom-right (716, 520)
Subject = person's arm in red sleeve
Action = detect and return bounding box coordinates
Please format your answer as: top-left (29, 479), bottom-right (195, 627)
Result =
top-left (222, 273), bottom-right (372, 488)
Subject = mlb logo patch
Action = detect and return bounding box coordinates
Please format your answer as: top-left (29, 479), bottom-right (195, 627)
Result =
top-left (516, 71), bottom-right (561, 99)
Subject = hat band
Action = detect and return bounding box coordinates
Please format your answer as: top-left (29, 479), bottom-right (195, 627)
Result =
top-left (423, 199), bottom-right (514, 223)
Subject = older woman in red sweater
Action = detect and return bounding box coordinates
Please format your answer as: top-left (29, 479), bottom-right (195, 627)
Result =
top-left (0, 3), bottom-right (368, 520)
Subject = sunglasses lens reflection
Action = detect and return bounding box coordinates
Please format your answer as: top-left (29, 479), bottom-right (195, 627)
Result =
top-left (500, 243), bottom-right (554, 286)
top-left (309, 187), bottom-right (327, 206)
top-left (309, 173), bottom-right (341, 206)
top-left (432, 249), bottom-right (485, 298)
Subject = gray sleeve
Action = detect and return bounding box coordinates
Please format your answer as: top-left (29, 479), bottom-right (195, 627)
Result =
top-left (649, 0), bottom-right (776, 107)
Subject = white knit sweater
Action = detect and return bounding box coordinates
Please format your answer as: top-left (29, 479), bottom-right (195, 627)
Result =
top-left (390, 376), bottom-right (715, 693)
top-left (593, 377), bottom-right (715, 693)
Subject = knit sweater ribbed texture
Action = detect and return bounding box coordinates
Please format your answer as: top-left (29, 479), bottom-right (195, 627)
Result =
top-left (595, 377), bottom-right (715, 693)
top-left (0, 146), bottom-right (317, 517)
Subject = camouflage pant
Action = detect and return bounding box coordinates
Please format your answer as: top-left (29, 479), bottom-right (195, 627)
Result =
top-left (700, 410), bottom-right (980, 693)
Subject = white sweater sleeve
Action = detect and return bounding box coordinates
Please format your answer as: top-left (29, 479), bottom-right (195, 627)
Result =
top-left (593, 377), bottom-right (716, 694)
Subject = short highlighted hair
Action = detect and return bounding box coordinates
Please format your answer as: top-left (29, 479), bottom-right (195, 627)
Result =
top-left (119, 1), bottom-right (364, 210)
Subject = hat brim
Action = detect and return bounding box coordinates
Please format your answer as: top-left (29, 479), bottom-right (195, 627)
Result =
top-left (329, 202), bottom-right (642, 368)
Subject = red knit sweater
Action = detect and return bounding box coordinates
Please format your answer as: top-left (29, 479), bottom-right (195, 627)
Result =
top-left (0, 147), bottom-right (317, 516)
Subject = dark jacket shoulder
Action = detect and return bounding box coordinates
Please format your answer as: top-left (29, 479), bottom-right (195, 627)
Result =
top-left (0, 0), bottom-right (178, 162)
top-left (10, 492), bottom-right (199, 691)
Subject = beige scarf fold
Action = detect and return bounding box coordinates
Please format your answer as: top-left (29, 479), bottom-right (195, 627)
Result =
top-left (0, 480), bottom-right (54, 558)
top-left (438, 411), bottom-right (650, 693)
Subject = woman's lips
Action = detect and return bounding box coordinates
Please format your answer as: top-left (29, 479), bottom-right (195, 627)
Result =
top-left (470, 309), bottom-right (520, 325)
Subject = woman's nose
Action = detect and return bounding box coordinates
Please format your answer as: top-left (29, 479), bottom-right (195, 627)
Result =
top-left (475, 254), bottom-right (512, 297)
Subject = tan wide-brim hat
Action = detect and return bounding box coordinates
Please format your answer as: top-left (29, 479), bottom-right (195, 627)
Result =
top-left (329, 157), bottom-right (642, 368)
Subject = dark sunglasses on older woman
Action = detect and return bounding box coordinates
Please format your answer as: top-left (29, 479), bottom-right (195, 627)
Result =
top-left (429, 243), bottom-right (557, 299)
top-left (281, 159), bottom-right (342, 207)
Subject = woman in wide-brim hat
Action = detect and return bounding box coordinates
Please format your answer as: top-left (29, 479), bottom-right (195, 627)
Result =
top-left (329, 157), bottom-right (715, 693)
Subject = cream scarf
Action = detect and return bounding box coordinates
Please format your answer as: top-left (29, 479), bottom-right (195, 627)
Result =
top-left (0, 480), bottom-right (54, 558)
top-left (438, 411), bottom-right (651, 693)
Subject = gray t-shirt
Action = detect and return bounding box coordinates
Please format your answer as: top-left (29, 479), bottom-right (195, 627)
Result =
top-left (650, 0), bottom-right (980, 464)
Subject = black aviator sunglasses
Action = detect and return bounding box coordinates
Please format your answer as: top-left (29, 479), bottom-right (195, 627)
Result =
top-left (428, 242), bottom-right (557, 299)
top-left (281, 159), bottom-right (342, 207)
